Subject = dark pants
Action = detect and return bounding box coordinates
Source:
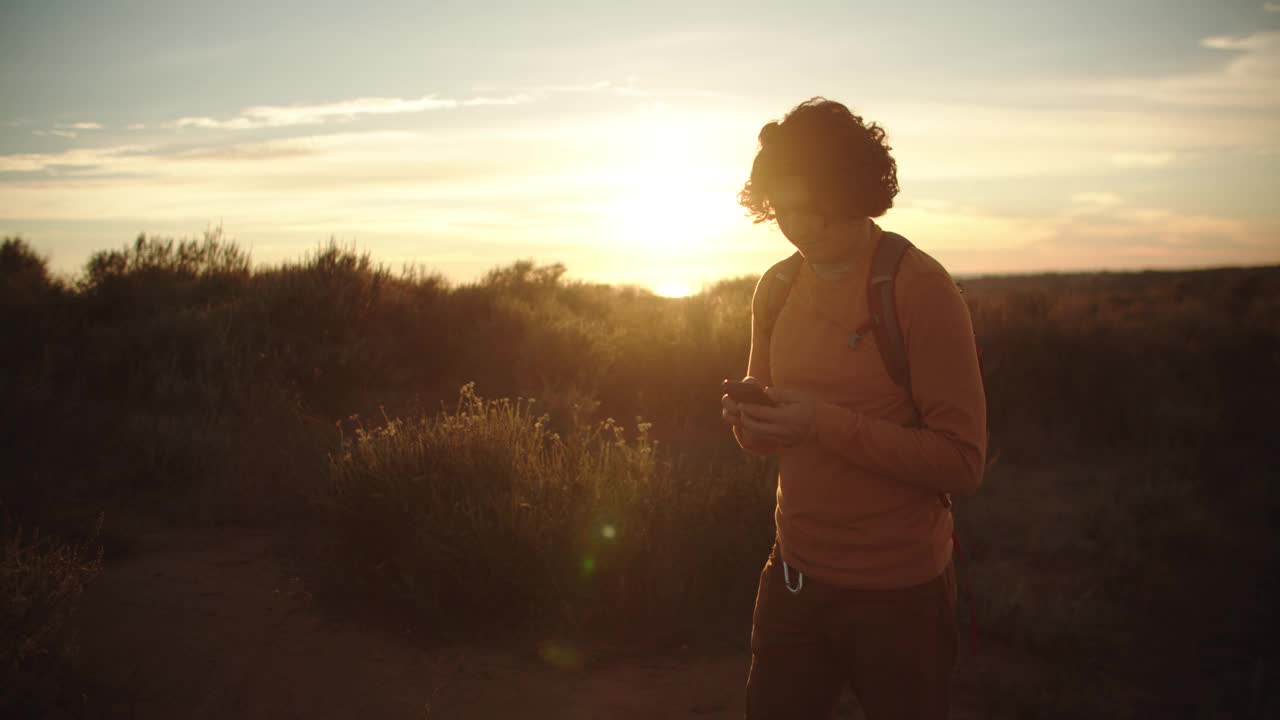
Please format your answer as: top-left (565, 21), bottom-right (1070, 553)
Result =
top-left (745, 545), bottom-right (958, 720)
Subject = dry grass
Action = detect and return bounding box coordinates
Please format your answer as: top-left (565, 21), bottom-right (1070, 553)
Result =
top-left (0, 513), bottom-right (103, 716)
top-left (312, 383), bottom-right (775, 646)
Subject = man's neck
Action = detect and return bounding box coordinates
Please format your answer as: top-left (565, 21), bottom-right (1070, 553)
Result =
top-left (810, 259), bottom-right (854, 280)
top-left (808, 218), bottom-right (872, 280)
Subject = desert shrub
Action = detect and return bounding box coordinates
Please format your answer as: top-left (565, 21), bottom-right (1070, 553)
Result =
top-left (0, 238), bottom-right (61, 306)
top-left (0, 515), bottom-right (102, 716)
top-left (8, 231), bottom-right (1275, 502)
top-left (962, 267), bottom-right (1280, 466)
top-left (953, 457), bottom-right (1279, 716)
top-left (314, 383), bottom-right (775, 645)
top-left (82, 227), bottom-right (249, 289)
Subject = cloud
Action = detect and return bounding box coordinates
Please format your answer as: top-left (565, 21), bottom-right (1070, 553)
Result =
top-left (30, 122), bottom-right (105, 139)
top-left (1028, 193), bottom-right (1269, 270)
top-left (1068, 192), bottom-right (1125, 209)
top-left (1265, 2), bottom-right (1280, 12)
top-left (116, 80), bottom-right (705, 139)
top-left (0, 145), bottom-right (147, 173)
top-left (535, 79), bottom-right (728, 100)
top-left (1056, 205), bottom-right (1249, 250)
top-left (1202, 35), bottom-right (1263, 51)
top-left (462, 94), bottom-right (535, 107)
top-left (0, 130), bottom-right (430, 176)
top-left (1064, 192), bottom-right (1243, 239)
top-left (0, 129), bottom-right (556, 205)
top-left (169, 131), bottom-right (419, 162)
top-left (172, 93), bottom-right (533, 130)
top-left (550, 79), bottom-right (646, 97)
top-left (1087, 31), bottom-right (1280, 108)
top-left (891, 189), bottom-right (1276, 274)
top-left (883, 97), bottom-right (1277, 183)
top-left (1111, 151), bottom-right (1177, 169)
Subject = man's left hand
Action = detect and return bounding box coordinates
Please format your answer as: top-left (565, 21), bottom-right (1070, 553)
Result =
top-left (739, 386), bottom-right (822, 447)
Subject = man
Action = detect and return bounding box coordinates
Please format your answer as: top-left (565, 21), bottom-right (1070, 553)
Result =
top-left (721, 98), bottom-right (987, 719)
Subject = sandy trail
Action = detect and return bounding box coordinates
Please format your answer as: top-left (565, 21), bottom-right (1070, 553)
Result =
top-left (71, 527), bottom-right (1024, 719)
top-left (72, 529), bottom-right (757, 719)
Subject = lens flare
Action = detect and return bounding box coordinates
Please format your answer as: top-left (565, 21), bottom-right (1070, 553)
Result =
top-left (538, 642), bottom-right (584, 671)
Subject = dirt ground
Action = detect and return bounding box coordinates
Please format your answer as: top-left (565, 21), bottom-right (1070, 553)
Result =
top-left (67, 527), bottom-right (1015, 719)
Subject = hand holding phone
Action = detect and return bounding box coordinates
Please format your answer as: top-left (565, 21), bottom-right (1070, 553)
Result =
top-left (722, 379), bottom-right (777, 407)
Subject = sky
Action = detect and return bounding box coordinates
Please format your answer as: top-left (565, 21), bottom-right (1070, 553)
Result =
top-left (2, 0), bottom-right (1278, 295)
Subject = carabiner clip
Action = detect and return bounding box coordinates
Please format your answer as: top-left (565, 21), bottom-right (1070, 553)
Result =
top-left (782, 561), bottom-right (804, 594)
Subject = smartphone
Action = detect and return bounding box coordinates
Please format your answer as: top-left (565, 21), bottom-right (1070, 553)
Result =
top-left (722, 380), bottom-right (777, 407)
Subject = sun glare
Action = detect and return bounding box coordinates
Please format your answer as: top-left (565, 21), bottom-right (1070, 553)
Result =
top-left (596, 110), bottom-right (744, 293)
top-left (654, 281), bottom-right (696, 298)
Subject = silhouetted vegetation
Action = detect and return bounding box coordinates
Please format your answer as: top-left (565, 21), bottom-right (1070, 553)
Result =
top-left (316, 384), bottom-right (773, 648)
top-left (0, 512), bottom-right (102, 717)
top-left (1, 232), bottom-right (1277, 716)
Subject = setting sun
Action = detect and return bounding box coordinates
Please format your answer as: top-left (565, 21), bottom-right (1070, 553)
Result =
top-left (592, 110), bottom-right (751, 291)
top-left (653, 281), bottom-right (696, 297)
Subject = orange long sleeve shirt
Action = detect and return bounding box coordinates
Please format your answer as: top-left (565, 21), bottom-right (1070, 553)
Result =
top-left (734, 221), bottom-right (987, 590)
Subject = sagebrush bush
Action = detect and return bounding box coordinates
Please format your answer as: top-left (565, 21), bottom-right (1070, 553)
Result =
top-left (82, 227), bottom-right (250, 289)
top-left (316, 383), bottom-right (775, 644)
top-left (0, 515), bottom-right (102, 715)
top-left (0, 238), bottom-right (60, 306)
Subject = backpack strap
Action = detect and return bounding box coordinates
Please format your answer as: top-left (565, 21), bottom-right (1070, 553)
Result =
top-left (869, 232), bottom-right (953, 510)
top-left (763, 235), bottom-right (915, 408)
top-left (765, 237), bottom-right (914, 401)
top-left (760, 251), bottom-right (804, 339)
top-left (868, 231), bottom-right (914, 401)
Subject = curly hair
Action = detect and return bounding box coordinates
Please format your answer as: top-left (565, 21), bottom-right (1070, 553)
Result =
top-left (738, 97), bottom-right (899, 223)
